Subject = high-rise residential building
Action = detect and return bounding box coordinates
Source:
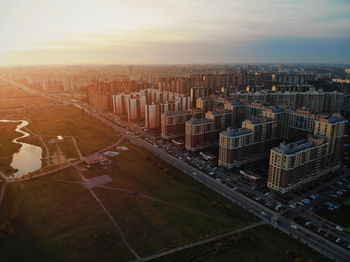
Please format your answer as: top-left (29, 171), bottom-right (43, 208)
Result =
top-left (87, 80), bottom-right (150, 111)
top-left (205, 109), bottom-right (233, 131)
top-left (190, 87), bottom-right (214, 107)
top-left (145, 103), bottom-right (169, 129)
top-left (218, 128), bottom-right (255, 168)
top-left (185, 118), bottom-right (216, 151)
top-left (218, 116), bottom-right (280, 167)
top-left (285, 109), bottom-right (319, 140)
top-left (262, 107), bottom-right (287, 138)
top-left (268, 114), bottom-right (347, 193)
top-left (112, 93), bottom-right (130, 114)
top-left (272, 73), bottom-right (315, 85)
top-left (228, 90), bottom-right (344, 113)
top-left (184, 109), bottom-right (235, 152)
top-left (196, 97), bottom-right (214, 112)
top-left (161, 110), bottom-right (203, 139)
top-left (126, 95), bottom-right (146, 121)
top-left (267, 136), bottom-right (329, 193)
top-left (242, 116), bottom-right (276, 142)
top-left (313, 115), bottom-right (347, 168)
top-left (224, 101), bottom-right (246, 128)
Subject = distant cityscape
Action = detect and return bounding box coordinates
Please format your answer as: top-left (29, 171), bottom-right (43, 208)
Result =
top-left (6, 64), bottom-right (349, 195)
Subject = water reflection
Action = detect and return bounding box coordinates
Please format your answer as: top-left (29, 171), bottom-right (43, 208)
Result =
top-left (0, 120), bottom-right (42, 177)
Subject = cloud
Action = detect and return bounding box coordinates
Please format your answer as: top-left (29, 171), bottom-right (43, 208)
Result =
top-left (0, 0), bottom-right (349, 64)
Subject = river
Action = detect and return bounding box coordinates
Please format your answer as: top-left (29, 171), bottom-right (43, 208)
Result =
top-left (0, 120), bottom-right (43, 178)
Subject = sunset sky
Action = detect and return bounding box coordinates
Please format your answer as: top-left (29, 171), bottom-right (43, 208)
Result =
top-left (1, 0), bottom-right (349, 65)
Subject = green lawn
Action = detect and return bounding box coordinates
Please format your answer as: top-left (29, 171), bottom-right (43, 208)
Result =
top-left (0, 140), bottom-right (257, 261)
top-left (0, 168), bottom-right (134, 262)
top-left (84, 141), bottom-right (257, 256)
top-left (154, 225), bottom-right (330, 262)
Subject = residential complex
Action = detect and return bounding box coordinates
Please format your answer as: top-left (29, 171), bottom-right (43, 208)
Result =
top-left (268, 115), bottom-right (347, 193)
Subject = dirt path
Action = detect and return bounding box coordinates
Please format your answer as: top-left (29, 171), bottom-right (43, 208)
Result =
top-left (135, 221), bottom-right (266, 262)
top-left (73, 164), bottom-right (140, 259)
top-left (24, 127), bottom-right (51, 167)
top-left (71, 137), bottom-right (83, 160)
top-left (0, 182), bottom-right (8, 207)
top-left (99, 185), bottom-right (239, 223)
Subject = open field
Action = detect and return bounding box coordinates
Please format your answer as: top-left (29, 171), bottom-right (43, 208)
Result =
top-left (154, 225), bottom-right (330, 262)
top-left (0, 80), bottom-right (54, 110)
top-left (0, 168), bottom-right (134, 262)
top-left (1, 105), bottom-right (119, 158)
top-left (82, 141), bottom-right (257, 256)
top-left (0, 139), bottom-right (257, 261)
top-left (1, 105), bottom-right (117, 176)
top-left (0, 122), bottom-right (21, 174)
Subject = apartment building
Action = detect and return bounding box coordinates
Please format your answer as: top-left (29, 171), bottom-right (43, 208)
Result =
top-left (268, 115), bottom-right (347, 193)
top-left (161, 110), bottom-right (203, 139)
top-left (185, 118), bottom-right (217, 151)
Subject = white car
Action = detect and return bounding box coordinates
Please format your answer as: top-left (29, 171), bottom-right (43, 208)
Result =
top-left (290, 224), bottom-right (298, 230)
top-left (260, 211), bottom-right (268, 217)
top-left (336, 226), bottom-right (344, 232)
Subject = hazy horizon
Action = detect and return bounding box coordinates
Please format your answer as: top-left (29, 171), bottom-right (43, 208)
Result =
top-left (1, 0), bottom-right (349, 65)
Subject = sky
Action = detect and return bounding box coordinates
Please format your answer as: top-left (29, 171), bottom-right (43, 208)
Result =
top-left (0, 0), bottom-right (349, 65)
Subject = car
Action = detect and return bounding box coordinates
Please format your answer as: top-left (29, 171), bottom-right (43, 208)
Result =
top-left (290, 224), bottom-right (298, 230)
top-left (289, 204), bottom-right (296, 209)
top-left (305, 221), bottom-right (311, 226)
top-left (309, 194), bottom-right (317, 199)
top-left (260, 211), bottom-right (268, 217)
top-left (336, 238), bottom-right (342, 243)
top-left (301, 199), bottom-right (310, 204)
top-left (317, 228), bottom-right (325, 234)
top-left (336, 226), bottom-right (344, 232)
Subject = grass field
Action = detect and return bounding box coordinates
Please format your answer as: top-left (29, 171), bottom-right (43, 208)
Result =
top-left (154, 225), bottom-right (330, 262)
top-left (1, 105), bottom-right (118, 177)
top-left (0, 80), bottom-right (54, 109)
top-left (86, 141), bottom-right (257, 256)
top-left (0, 168), bottom-right (134, 262)
top-left (0, 140), bottom-right (257, 261)
top-left (4, 105), bottom-right (119, 157)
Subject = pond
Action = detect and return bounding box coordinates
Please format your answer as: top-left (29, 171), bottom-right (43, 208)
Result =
top-left (0, 120), bottom-right (43, 178)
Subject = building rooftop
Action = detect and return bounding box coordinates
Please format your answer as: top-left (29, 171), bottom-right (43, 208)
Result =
top-left (162, 110), bottom-right (192, 116)
top-left (187, 118), bottom-right (214, 125)
top-left (318, 114), bottom-right (346, 124)
top-left (206, 109), bottom-right (233, 116)
top-left (221, 127), bottom-right (252, 137)
top-left (272, 136), bottom-right (327, 155)
top-left (263, 106), bottom-right (283, 113)
top-left (244, 116), bottom-right (273, 125)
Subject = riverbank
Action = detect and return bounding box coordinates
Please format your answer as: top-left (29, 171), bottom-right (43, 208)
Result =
top-left (0, 122), bottom-right (21, 175)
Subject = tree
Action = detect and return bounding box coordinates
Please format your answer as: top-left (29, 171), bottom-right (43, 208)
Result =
top-left (214, 242), bottom-right (224, 253)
